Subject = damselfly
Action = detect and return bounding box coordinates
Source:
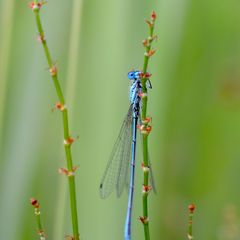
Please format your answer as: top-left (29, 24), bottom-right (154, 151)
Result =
top-left (99, 70), bottom-right (155, 240)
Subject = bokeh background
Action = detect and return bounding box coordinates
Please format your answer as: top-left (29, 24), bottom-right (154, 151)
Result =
top-left (1, 0), bottom-right (240, 239)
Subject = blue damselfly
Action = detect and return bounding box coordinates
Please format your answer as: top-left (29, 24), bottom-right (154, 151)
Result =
top-left (100, 70), bottom-right (155, 240)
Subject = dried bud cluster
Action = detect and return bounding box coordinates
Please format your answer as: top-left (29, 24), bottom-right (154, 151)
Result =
top-left (58, 166), bottom-right (79, 177)
top-left (30, 198), bottom-right (40, 209)
top-left (37, 33), bottom-right (46, 43)
top-left (137, 124), bottom-right (152, 135)
top-left (188, 204), bottom-right (196, 214)
top-left (49, 65), bottom-right (57, 76)
top-left (143, 11), bottom-right (157, 61)
top-left (151, 11), bottom-right (157, 21)
top-left (64, 136), bottom-right (76, 146)
top-left (145, 49), bottom-right (157, 58)
top-left (142, 185), bottom-right (152, 194)
top-left (139, 216), bottom-right (149, 225)
top-left (141, 163), bottom-right (150, 172)
top-left (54, 102), bottom-right (66, 112)
top-left (28, 1), bottom-right (46, 10)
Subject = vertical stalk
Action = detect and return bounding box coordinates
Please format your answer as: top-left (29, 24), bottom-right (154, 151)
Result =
top-left (30, 2), bottom-right (80, 239)
top-left (0, 0), bottom-right (15, 150)
top-left (53, 1), bottom-right (83, 238)
top-left (187, 204), bottom-right (196, 240)
top-left (140, 11), bottom-right (157, 240)
top-left (30, 198), bottom-right (46, 240)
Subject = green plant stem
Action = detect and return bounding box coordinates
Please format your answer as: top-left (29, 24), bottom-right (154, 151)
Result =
top-left (188, 213), bottom-right (193, 239)
top-left (35, 209), bottom-right (46, 240)
top-left (187, 204), bottom-right (195, 240)
top-left (140, 16), bottom-right (156, 240)
top-left (30, 199), bottom-right (46, 240)
top-left (32, 3), bottom-right (80, 240)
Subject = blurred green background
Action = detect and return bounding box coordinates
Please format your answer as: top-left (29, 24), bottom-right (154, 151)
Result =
top-left (1, 0), bottom-right (240, 239)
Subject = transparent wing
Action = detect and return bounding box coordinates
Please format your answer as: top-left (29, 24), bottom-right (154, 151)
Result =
top-left (125, 153), bottom-right (157, 194)
top-left (137, 114), bottom-right (157, 194)
top-left (124, 122), bottom-right (157, 194)
top-left (148, 156), bottom-right (157, 194)
top-left (99, 105), bottom-right (133, 199)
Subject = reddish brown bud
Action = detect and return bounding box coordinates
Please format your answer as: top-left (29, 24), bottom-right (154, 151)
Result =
top-left (142, 117), bottom-right (152, 124)
top-left (54, 102), bottom-right (65, 112)
top-left (37, 230), bottom-right (45, 237)
top-left (151, 11), bottom-right (157, 21)
top-left (142, 185), bottom-right (152, 194)
top-left (142, 39), bottom-right (149, 47)
top-left (28, 2), bottom-right (35, 9)
top-left (49, 65), bottom-right (57, 76)
top-left (37, 33), bottom-right (46, 43)
top-left (59, 166), bottom-right (79, 177)
top-left (188, 204), bottom-right (196, 213)
top-left (28, 1), bottom-right (45, 10)
top-left (30, 198), bottom-right (40, 208)
top-left (144, 72), bottom-right (152, 78)
top-left (137, 124), bottom-right (152, 135)
top-left (64, 137), bottom-right (75, 146)
top-left (58, 167), bottom-right (69, 175)
top-left (145, 49), bottom-right (156, 58)
top-left (139, 216), bottom-right (149, 224)
top-left (149, 35), bottom-right (158, 42)
top-left (146, 126), bottom-right (152, 133)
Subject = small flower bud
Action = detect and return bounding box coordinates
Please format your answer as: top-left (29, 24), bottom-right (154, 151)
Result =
top-left (139, 216), bottom-right (149, 224)
top-left (54, 102), bottom-right (65, 112)
top-left (37, 33), bottom-right (46, 43)
top-left (58, 167), bottom-right (69, 175)
top-left (30, 198), bottom-right (40, 208)
top-left (144, 72), bottom-right (152, 78)
top-left (64, 137), bottom-right (75, 146)
top-left (151, 11), bottom-right (157, 21)
top-left (149, 35), bottom-right (158, 42)
top-left (49, 65), bottom-right (57, 76)
top-left (142, 117), bottom-right (152, 124)
top-left (188, 204), bottom-right (196, 213)
top-left (142, 185), bottom-right (152, 194)
top-left (142, 39), bottom-right (149, 47)
top-left (28, 1), bottom-right (45, 10)
top-left (28, 2), bottom-right (35, 9)
top-left (138, 124), bottom-right (152, 135)
top-left (145, 49), bottom-right (157, 58)
top-left (146, 126), bottom-right (152, 133)
top-left (59, 166), bottom-right (79, 177)
top-left (141, 163), bottom-right (150, 172)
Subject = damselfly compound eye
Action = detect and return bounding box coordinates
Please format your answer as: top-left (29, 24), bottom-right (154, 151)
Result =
top-left (128, 71), bottom-right (135, 79)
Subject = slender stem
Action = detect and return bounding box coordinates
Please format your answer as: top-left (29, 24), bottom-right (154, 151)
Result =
top-left (188, 213), bottom-right (193, 239)
top-left (36, 212), bottom-right (45, 240)
top-left (140, 12), bottom-right (157, 240)
top-left (31, 3), bottom-right (80, 239)
top-left (30, 198), bottom-right (46, 240)
top-left (188, 204), bottom-right (196, 240)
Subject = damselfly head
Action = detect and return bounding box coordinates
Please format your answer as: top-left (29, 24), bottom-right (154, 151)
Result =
top-left (128, 70), bottom-right (141, 80)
